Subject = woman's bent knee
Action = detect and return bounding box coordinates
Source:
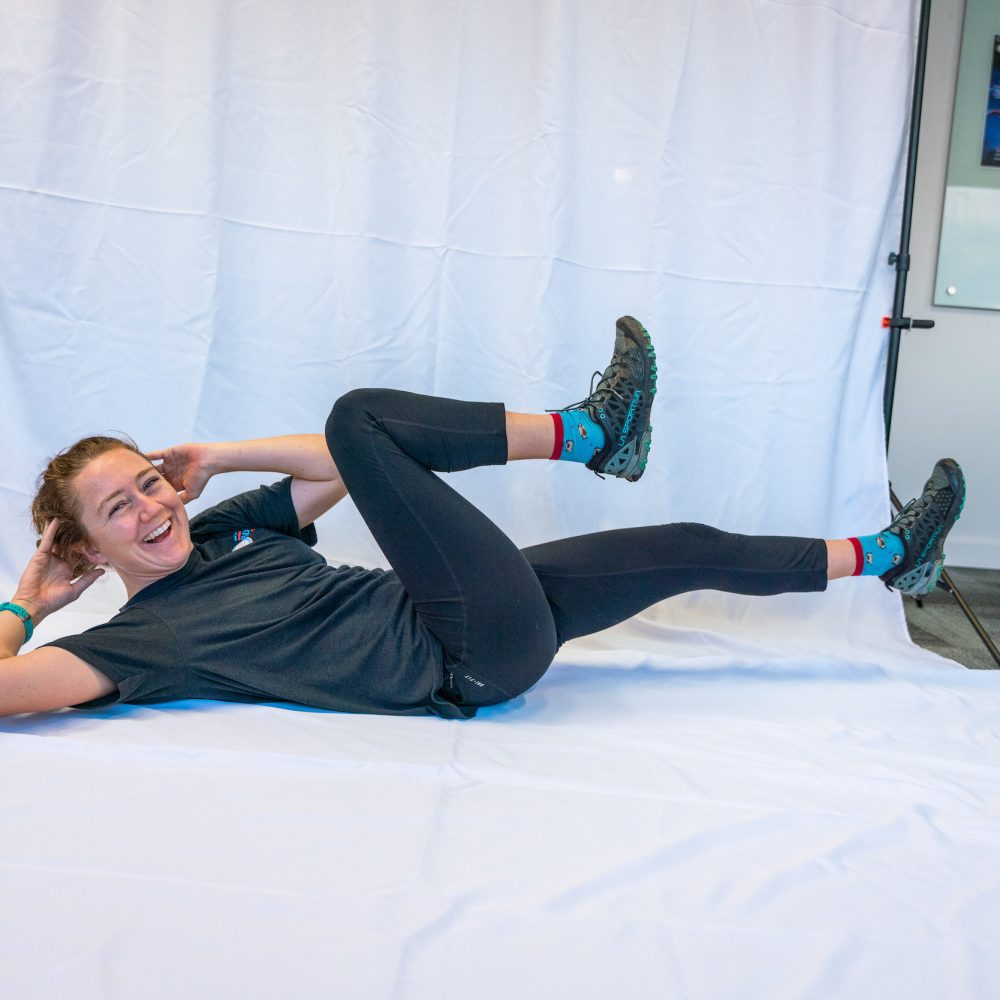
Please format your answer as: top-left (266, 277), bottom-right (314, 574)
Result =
top-left (325, 387), bottom-right (399, 458)
top-left (327, 387), bottom-right (380, 436)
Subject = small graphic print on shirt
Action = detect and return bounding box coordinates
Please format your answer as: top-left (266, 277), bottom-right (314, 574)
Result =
top-left (232, 528), bottom-right (255, 551)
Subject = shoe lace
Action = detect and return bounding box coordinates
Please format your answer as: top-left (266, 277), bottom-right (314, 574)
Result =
top-left (557, 356), bottom-right (636, 415)
top-left (892, 488), bottom-right (948, 542)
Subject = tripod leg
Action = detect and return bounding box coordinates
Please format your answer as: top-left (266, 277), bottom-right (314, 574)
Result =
top-left (936, 567), bottom-right (1000, 668)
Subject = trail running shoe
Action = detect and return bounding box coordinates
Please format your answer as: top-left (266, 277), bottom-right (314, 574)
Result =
top-left (559, 315), bottom-right (657, 481)
top-left (880, 458), bottom-right (966, 597)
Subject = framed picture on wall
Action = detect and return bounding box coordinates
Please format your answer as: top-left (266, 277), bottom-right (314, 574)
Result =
top-left (935, 6), bottom-right (1000, 309)
top-left (982, 35), bottom-right (1000, 167)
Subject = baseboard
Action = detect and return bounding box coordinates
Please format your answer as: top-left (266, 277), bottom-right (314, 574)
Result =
top-left (945, 534), bottom-right (1000, 571)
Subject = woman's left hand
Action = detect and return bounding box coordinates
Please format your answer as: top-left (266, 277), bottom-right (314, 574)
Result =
top-left (148, 443), bottom-right (216, 503)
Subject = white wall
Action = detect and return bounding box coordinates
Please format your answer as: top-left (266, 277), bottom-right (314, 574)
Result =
top-left (890, 0), bottom-right (1000, 569)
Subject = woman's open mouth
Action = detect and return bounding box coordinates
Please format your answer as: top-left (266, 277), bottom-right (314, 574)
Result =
top-left (143, 520), bottom-right (172, 544)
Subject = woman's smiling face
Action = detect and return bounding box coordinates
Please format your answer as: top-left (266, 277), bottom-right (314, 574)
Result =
top-left (72, 447), bottom-right (193, 596)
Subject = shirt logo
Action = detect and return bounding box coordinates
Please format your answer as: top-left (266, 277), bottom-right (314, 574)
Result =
top-left (232, 528), bottom-right (255, 551)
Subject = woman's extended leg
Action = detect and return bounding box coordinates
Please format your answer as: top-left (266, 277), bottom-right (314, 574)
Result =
top-left (521, 525), bottom-right (828, 645)
top-left (522, 458), bottom-right (967, 644)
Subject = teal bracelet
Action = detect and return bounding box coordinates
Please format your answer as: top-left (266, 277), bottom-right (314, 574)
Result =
top-left (0, 602), bottom-right (33, 643)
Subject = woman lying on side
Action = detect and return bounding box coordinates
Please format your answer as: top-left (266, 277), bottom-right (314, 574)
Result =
top-left (0, 318), bottom-right (965, 718)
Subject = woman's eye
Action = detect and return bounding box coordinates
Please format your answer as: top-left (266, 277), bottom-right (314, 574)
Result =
top-left (143, 476), bottom-right (159, 491)
top-left (109, 501), bottom-right (126, 517)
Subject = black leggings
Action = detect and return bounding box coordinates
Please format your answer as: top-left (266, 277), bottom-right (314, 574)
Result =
top-left (326, 389), bottom-right (828, 708)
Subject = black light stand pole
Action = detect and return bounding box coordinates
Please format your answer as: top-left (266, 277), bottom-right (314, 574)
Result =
top-left (883, 0), bottom-right (1000, 667)
top-left (883, 0), bottom-right (934, 445)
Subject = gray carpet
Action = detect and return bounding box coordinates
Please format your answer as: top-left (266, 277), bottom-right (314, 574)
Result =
top-left (903, 567), bottom-right (1000, 670)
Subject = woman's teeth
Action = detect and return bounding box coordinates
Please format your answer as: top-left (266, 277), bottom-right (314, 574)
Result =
top-left (143, 521), bottom-right (171, 543)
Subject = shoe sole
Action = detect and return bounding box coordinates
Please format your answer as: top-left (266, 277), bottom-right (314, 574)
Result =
top-left (602, 316), bottom-right (657, 482)
top-left (891, 459), bottom-right (966, 597)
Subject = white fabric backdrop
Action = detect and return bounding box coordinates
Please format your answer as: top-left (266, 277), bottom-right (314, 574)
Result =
top-left (2, 2), bottom-right (998, 998)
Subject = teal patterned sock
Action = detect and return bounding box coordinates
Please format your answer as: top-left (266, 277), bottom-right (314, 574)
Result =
top-left (850, 532), bottom-right (905, 576)
top-left (549, 411), bottom-right (605, 464)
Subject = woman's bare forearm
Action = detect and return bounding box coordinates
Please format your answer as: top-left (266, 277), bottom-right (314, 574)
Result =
top-left (152, 434), bottom-right (348, 525)
top-left (205, 435), bottom-right (340, 482)
top-left (199, 435), bottom-right (348, 527)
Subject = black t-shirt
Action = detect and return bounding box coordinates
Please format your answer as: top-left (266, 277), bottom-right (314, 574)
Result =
top-left (47, 478), bottom-right (472, 718)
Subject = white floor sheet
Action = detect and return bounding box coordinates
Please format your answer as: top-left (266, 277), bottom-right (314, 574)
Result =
top-left (1, 1), bottom-right (998, 996)
top-left (3, 619), bottom-right (999, 999)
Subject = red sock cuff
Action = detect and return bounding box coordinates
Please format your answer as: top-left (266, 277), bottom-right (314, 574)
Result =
top-left (848, 537), bottom-right (865, 576)
top-left (549, 413), bottom-right (564, 460)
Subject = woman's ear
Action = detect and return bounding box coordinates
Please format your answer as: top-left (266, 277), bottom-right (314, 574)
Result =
top-left (75, 541), bottom-right (109, 567)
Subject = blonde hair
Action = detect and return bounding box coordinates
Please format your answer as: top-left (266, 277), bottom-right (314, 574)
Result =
top-left (31, 435), bottom-right (145, 578)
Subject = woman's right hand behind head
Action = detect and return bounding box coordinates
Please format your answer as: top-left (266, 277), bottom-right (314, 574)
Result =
top-left (12, 519), bottom-right (104, 625)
